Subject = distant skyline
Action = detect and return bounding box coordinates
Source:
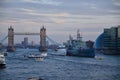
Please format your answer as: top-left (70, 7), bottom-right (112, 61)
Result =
top-left (0, 0), bottom-right (120, 44)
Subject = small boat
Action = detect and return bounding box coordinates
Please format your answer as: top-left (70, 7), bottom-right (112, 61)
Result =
top-left (51, 45), bottom-right (67, 56)
top-left (35, 57), bottom-right (44, 61)
top-left (27, 54), bottom-right (44, 58)
top-left (0, 43), bottom-right (6, 68)
top-left (0, 54), bottom-right (6, 68)
top-left (41, 52), bottom-right (47, 57)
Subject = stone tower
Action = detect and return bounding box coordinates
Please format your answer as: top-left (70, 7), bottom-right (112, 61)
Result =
top-left (7, 26), bottom-right (15, 52)
top-left (39, 26), bottom-right (47, 52)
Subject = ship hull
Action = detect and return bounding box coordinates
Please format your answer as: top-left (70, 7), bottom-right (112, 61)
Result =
top-left (0, 64), bottom-right (6, 68)
top-left (0, 54), bottom-right (6, 68)
top-left (67, 48), bottom-right (95, 58)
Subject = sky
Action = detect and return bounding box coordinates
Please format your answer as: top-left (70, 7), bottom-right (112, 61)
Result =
top-left (0, 0), bottom-right (120, 44)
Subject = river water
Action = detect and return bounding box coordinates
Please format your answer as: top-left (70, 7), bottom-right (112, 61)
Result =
top-left (0, 49), bottom-right (120, 80)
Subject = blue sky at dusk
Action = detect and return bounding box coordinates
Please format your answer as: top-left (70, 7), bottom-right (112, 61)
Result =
top-left (0, 0), bottom-right (120, 44)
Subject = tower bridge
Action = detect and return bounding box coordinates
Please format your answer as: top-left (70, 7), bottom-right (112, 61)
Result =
top-left (7, 26), bottom-right (55, 52)
top-left (0, 26), bottom-right (61, 52)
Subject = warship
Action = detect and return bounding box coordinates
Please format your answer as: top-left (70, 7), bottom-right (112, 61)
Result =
top-left (66, 29), bottom-right (95, 58)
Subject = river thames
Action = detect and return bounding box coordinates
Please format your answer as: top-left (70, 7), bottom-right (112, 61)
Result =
top-left (0, 49), bottom-right (120, 80)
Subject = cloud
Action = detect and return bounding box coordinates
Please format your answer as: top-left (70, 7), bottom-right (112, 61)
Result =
top-left (0, 6), bottom-right (119, 25)
top-left (82, 2), bottom-right (97, 9)
top-left (23, 0), bottom-right (62, 6)
top-left (0, 0), bottom-right (120, 43)
top-left (112, 0), bottom-right (120, 6)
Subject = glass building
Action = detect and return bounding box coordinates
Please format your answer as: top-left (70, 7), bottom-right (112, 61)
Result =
top-left (95, 25), bottom-right (120, 55)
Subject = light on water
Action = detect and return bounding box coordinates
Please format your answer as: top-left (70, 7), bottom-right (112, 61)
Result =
top-left (0, 49), bottom-right (120, 80)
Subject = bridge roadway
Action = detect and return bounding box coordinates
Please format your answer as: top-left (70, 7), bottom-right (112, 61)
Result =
top-left (1, 33), bottom-right (60, 45)
top-left (14, 33), bottom-right (60, 45)
top-left (14, 33), bottom-right (40, 35)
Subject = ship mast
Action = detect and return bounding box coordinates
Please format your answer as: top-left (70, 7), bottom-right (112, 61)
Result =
top-left (77, 29), bottom-right (82, 41)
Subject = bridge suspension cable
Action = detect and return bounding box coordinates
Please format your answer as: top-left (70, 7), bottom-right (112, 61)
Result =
top-left (0, 35), bottom-right (8, 43)
top-left (46, 35), bottom-right (60, 45)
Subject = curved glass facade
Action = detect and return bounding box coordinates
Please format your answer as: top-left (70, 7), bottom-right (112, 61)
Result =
top-left (94, 33), bottom-right (104, 49)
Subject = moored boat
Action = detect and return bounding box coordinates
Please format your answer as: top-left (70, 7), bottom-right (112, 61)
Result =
top-left (0, 54), bottom-right (6, 68)
top-left (27, 54), bottom-right (44, 58)
top-left (66, 29), bottom-right (95, 58)
top-left (51, 45), bottom-right (67, 56)
top-left (67, 47), bottom-right (95, 58)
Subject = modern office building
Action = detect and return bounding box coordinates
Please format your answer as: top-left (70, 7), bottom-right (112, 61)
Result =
top-left (117, 26), bottom-right (120, 52)
top-left (31, 41), bottom-right (35, 46)
top-left (24, 37), bottom-right (28, 48)
top-left (103, 25), bottom-right (120, 54)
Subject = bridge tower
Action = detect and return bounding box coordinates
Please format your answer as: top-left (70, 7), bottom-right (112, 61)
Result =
top-left (7, 26), bottom-right (15, 52)
top-left (39, 26), bottom-right (47, 52)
